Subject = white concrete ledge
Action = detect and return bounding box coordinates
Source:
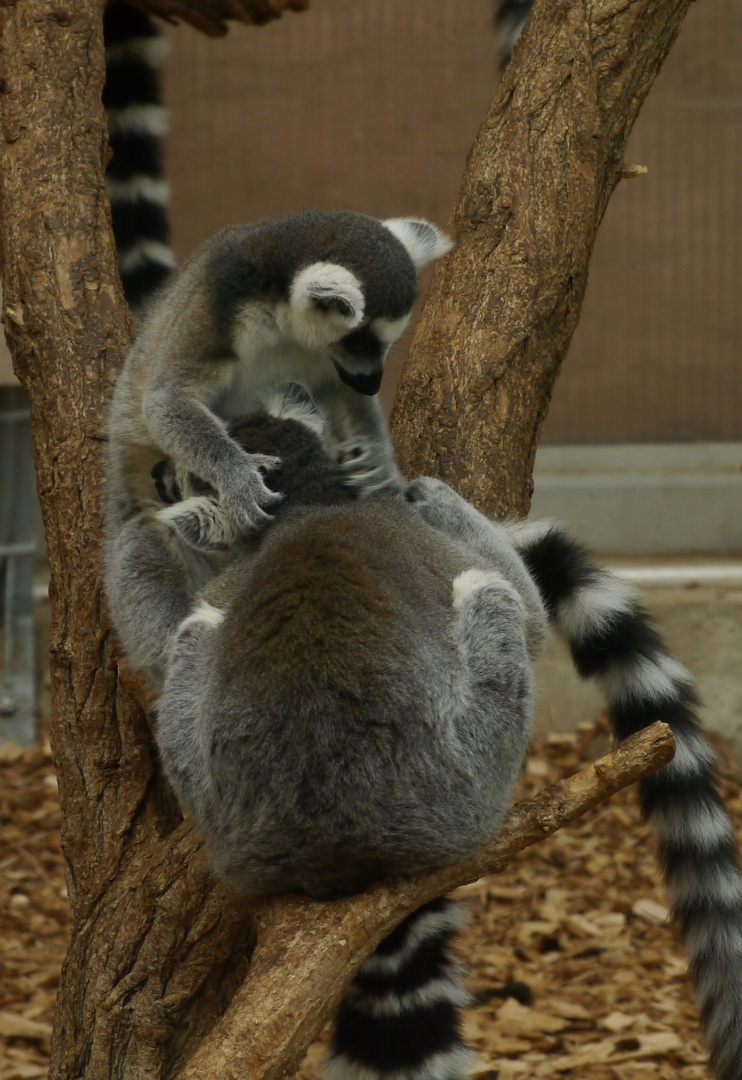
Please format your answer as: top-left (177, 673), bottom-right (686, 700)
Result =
top-left (531, 443), bottom-right (742, 554)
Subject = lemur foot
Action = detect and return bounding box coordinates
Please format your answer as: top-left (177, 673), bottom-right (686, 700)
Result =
top-left (157, 496), bottom-right (236, 553)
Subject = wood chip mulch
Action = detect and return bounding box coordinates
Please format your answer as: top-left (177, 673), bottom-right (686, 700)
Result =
top-left (3, 724), bottom-right (739, 1080)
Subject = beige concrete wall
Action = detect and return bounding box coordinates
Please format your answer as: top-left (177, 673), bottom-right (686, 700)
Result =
top-left (162, 0), bottom-right (742, 443)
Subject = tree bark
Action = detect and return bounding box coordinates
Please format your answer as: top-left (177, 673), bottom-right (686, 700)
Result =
top-left (0, 0), bottom-right (692, 1077)
top-left (0, 2), bottom-right (254, 1078)
top-left (390, 0), bottom-right (694, 518)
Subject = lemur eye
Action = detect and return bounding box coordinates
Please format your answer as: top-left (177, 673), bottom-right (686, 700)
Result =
top-left (314, 296), bottom-right (354, 318)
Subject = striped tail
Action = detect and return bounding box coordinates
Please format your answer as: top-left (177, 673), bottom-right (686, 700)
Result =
top-left (511, 521), bottom-right (742, 1080)
top-left (324, 898), bottom-right (475, 1080)
top-left (103, 0), bottom-right (175, 313)
top-left (493, 0), bottom-right (534, 69)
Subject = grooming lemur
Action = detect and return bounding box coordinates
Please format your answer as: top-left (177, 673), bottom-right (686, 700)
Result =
top-left (150, 395), bottom-right (742, 1080)
top-left (104, 211), bottom-right (452, 687)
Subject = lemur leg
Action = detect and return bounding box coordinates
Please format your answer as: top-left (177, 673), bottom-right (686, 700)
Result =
top-left (155, 600), bottom-right (225, 812)
top-left (141, 386), bottom-right (283, 532)
top-left (105, 512), bottom-right (214, 688)
top-left (453, 568), bottom-right (533, 777)
top-left (406, 476), bottom-right (548, 655)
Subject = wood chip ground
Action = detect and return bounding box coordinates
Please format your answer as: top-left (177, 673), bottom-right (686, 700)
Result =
top-left (3, 723), bottom-right (738, 1079)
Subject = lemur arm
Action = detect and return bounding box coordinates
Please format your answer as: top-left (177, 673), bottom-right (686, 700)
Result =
top-left (142, 381), bottom-right (282, 531)
top-left (322, 383), bottom-right (405, 494)
top-left (405, 476), bottom-right (548, 655)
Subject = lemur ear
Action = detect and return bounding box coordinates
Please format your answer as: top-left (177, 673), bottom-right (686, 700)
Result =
top-left (383, 218), bottom-right (454, 273)
top-left (290, 262), bottom-right (365, 326)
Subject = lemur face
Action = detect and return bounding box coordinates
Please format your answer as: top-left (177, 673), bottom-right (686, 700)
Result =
top-left (285, 262), bottom-right (408, 395)
top-left (332, 315), bottom-right (410, 396)
top-left (215, 212), bottom-right (452, 396)
top-left (284, 215), bottom-right (453, 395)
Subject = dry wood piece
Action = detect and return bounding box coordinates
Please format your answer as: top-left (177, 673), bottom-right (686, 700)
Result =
top-left (178, 722), bottom-right (675, 1080)
top-left (129, 0), bottom-right (309, 38)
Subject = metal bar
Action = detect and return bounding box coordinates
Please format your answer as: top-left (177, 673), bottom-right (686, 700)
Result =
top-left (0, 543), bottom-right (36, 557)
top-left (3, 555), bottom-right (15, 680)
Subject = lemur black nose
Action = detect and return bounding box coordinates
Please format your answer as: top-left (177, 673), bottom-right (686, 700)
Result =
top-left (333, 362), bottom-right (383, 396)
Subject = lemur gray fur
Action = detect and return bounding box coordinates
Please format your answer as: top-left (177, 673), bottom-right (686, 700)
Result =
top-left (156, 425), bottom-right (545, 901)
top-left (104, 211), bottom-right (452, 688)
top-left (152, 390), bottom-right (541, 1080)
top-left (152, 395), bottom-right (742, 1080)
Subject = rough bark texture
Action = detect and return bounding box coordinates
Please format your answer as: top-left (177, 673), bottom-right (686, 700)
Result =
top-left (179, 722), bottom-right (676, 1080)
top-left (0, 2), bottom-right (254, 1078)
top-left (390, 0), bottom-right (694, 518)
top-left (0, 0), bottom-right (690, 1076)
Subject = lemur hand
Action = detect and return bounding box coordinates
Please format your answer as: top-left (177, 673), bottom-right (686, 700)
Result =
top-left (218, 453), bottom-right (284, 531)
top-left (404, 476), bottom-right (475, 535)
top-left (335, 438), bottom-right (405, 496)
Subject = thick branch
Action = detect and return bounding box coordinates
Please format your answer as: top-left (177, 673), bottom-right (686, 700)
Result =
top-left (390, 0), bottom-right (694, 518)
top-left (178, 722), bottom-right (675, 1080)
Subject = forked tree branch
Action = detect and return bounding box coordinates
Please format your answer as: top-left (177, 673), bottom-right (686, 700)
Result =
top-left (0, 0), bottom-right (691, 1075)
top-left (177, 723), bottom-right (675, 1080)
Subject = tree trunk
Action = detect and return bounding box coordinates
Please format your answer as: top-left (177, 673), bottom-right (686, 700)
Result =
top-left (0, 2), bottom-right (254, 1077)
top-left (390, 0), bottom-right (694, 518)
top-left (0, 0), bottom-right (692, 1076)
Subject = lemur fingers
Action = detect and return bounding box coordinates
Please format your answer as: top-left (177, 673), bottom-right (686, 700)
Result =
top-left (216, 456), bottom-right (284, 532)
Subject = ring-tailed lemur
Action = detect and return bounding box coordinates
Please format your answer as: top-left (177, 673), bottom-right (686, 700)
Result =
top-left (104, 212), bottom-right (452, 687)
top-left (152, 389), bottom-right (542, 1080)
top-left (153, 399), bottom-right (742, 1080)
top-left (103, 1), bottom-right (175, 313)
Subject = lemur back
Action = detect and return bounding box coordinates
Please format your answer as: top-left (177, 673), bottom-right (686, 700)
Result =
top-left (154, 403), bottom-right (543, 1080)
top-left (157, 428), bottom-right (544, 900)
